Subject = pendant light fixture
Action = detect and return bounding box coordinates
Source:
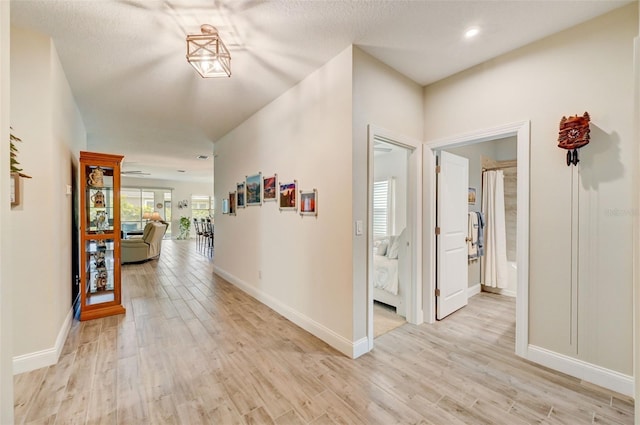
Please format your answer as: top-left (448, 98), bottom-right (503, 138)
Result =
top-left (186, 24), bottom-right (231, 78)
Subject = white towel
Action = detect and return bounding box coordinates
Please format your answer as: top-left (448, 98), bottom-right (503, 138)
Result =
top-left (468, 211), bottom-right (478, 259)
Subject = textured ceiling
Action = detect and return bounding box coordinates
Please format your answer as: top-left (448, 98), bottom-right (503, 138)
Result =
top-left (10, 0), bottom-right (631, 183)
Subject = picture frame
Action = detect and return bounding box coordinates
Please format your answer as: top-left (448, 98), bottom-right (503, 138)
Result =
top-left (222, 198), bottom-right (230, 215)
top-left (236, 182), bottom-right (246, 208)
top-left (228, 192), bottom-right (237, 215)
top-left (279, 180), bottom-right (297, 211)
top-left (299, 189), bottom-right (318, 216)
top-left (263, 174), bottom-right (277, 202)
top-left (468, 187), bottom-right (476, 205)
top-left (10, 173), bottom-right (19, 207)
top-left (246, 172), bottom-right (262, 206)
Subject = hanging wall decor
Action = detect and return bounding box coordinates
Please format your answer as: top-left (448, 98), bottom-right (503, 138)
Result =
top-left (236, 182), bottom-right (246, 208)
top-left (558, 112), bottom-right (590, 166)
top-left (263, 174), bottom-right (277, 202)
top-left (299, 189), bottom-right (318, 217)
top-left (246, 172), bottom-right (262, 206)
top-left (279, 180), bottom-right (297, 211)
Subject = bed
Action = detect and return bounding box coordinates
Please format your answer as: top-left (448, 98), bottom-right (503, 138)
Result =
top-left (373, 229), bottom-right (407, 317)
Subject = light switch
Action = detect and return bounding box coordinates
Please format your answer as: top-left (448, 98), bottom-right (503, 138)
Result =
top-left (355, 220), bottom-right (363, 236)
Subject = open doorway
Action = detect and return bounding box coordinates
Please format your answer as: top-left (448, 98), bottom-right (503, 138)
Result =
top-left (442, 136), bottom-right (518, 303)
top-left (371, 139), bottom-right (409, 337)
top-left (424, 121), bottom-right (530, 357)
top-left (367, 125), bottom-right (423, 350)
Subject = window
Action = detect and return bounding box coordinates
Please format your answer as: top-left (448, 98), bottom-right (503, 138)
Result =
top-left (121, 189), bottom-right (153, 233)
top-left (191, 195), bottom-right (212, 219)
top-left (121, 188), bottom-right (171, 236)
top-left (373, 178), bottom-right (394, 237)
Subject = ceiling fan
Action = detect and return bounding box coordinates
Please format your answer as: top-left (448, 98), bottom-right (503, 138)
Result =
top-left (121, 170), bottom-right (150, 176)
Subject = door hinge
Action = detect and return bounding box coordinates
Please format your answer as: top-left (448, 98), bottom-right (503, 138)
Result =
top-left (435, 289), bottom-right (441, 297)
top-left (435, 227), bottom-right (441, 235)
top-left (436, 165), bottom-right (441, 174)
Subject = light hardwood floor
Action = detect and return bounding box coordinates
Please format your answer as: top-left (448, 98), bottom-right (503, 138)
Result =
top-left (373, 302), bottom-right (405, 339)
top-left (14, 240), bottom-right (634, 424)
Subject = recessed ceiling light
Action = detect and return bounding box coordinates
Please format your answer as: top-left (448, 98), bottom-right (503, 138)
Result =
top-left (464, 27), bottom-right (480, 39)
top-left (196, 155), bottom-right (209, 160)
top-left (177, 170), bottom-right (186, 173)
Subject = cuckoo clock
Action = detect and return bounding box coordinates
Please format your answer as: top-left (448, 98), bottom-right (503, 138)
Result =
top-left (558, 112), bottom-right (590, 166)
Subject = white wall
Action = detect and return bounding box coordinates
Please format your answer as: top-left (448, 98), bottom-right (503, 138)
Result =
top-left (424, 5), bottom-right (637, 375)
top-left (10, 26), bottom-right (86, 368)
top-left (0, 2), bottom-right (13, 422)
top-left (121, 176), bottom-right (212, 238)
top-left (212, 46), bottom-right (423, 355)
top-left (352, 47), bottom-right (424, 342)
top-left (213, 47), bottom-right (355, 353)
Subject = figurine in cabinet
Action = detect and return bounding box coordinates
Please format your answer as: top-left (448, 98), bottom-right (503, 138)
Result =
top-left (91, 190), bottom-right (105, 208)
top-left (95, 210), bottom-right (108, 231)
top-left (88, 166), bottom-right (104, 187)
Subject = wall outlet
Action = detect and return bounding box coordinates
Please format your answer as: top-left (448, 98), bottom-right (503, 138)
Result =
top-left (355, 220), bottom-right (363, 236)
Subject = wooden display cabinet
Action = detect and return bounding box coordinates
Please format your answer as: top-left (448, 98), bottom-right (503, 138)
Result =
top-left (79, 151), bottom-right (126, 320)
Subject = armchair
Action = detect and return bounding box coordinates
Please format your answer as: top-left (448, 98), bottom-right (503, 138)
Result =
top-left (121, 221), bottom-right (168, 264)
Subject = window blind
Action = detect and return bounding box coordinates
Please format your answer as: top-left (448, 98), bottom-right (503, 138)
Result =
top-left (373, 180), bottom-right (390, 236)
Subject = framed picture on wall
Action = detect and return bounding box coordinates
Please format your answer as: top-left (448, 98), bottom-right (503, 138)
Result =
top-left (246, 172), bottom-right (262, 206)
top-left (279, 180), bottom-right (297, 211)
top-left (299, 189), bottom-right (318, 216)
top-left (236, 182), bottom-right (246, 208)
top-left (468, 187), bottom-right (477, 204)
top-left (263, 174), bottom-right (277, 202)
top-left (222, 198), bottom-right (230, 214)
top-left (229, 192), bottom-right (237, 215)
top-left (10, 173), bottom-right (19, 207)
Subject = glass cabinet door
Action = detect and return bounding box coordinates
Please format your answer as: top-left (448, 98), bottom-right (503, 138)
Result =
top-left (85, 239), bottom-right (115, 305)
top-left (85, 165), bottom-right (114, 230)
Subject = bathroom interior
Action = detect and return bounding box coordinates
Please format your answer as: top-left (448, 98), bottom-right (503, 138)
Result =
top-left (444, 136), bottom-right (518, 299)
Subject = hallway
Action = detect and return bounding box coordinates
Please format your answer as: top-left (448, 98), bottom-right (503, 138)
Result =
top-left (13, 240), bottom-right (634, 424)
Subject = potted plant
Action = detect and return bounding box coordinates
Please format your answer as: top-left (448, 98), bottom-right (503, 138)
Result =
top-left (9, 128), bottom-right (30, 177)
top-left (178, 216), bottom-right (191, 240)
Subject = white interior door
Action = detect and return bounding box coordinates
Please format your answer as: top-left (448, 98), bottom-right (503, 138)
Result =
top-left (436, 151), bottom-right (469, 320)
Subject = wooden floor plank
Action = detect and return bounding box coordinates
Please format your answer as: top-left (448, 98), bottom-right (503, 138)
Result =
top-left (12, 240), bottom-right (634, 424)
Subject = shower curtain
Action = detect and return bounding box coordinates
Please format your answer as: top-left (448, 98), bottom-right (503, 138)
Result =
top-left (482, 170), bottom-right (508, 288)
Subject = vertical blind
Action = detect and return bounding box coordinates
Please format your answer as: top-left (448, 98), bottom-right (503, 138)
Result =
top-left (373, 178), bottom-right (394, 237)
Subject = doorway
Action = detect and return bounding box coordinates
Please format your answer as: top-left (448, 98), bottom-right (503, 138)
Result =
top-left (424, 121), bottom-right (530, 357)
top-left (367, 125), bottom-right (422, 350)
top-left (371, 139), bottom-right (409, 337)
top-left (441, 136), bottom-right (518, 308)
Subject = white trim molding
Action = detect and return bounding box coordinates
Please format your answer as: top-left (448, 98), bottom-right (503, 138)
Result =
top-left (528, 345), bottom-right (634, 397)
top-left (13, 308), bottom-right (73, 375)
top-left (633, 34), bottom-right (640, 424)
top-left (213, 266), bottom-right (363, 358)
top-left (467, 283), bottom-right (481, 298)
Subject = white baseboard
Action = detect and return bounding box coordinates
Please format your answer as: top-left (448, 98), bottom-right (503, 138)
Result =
top-left (527, 345), bottom-right (634, 397)
top-left (352, 337), bottom-right (369, 359)
top-left (467, 283), bottom-right (481, 297)
top-left (481, 285), bottom-right (516, 298)
top-left (213, 266), bottom-right (361, 358)
top-left (13, 308), bottom-right (73, 375)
